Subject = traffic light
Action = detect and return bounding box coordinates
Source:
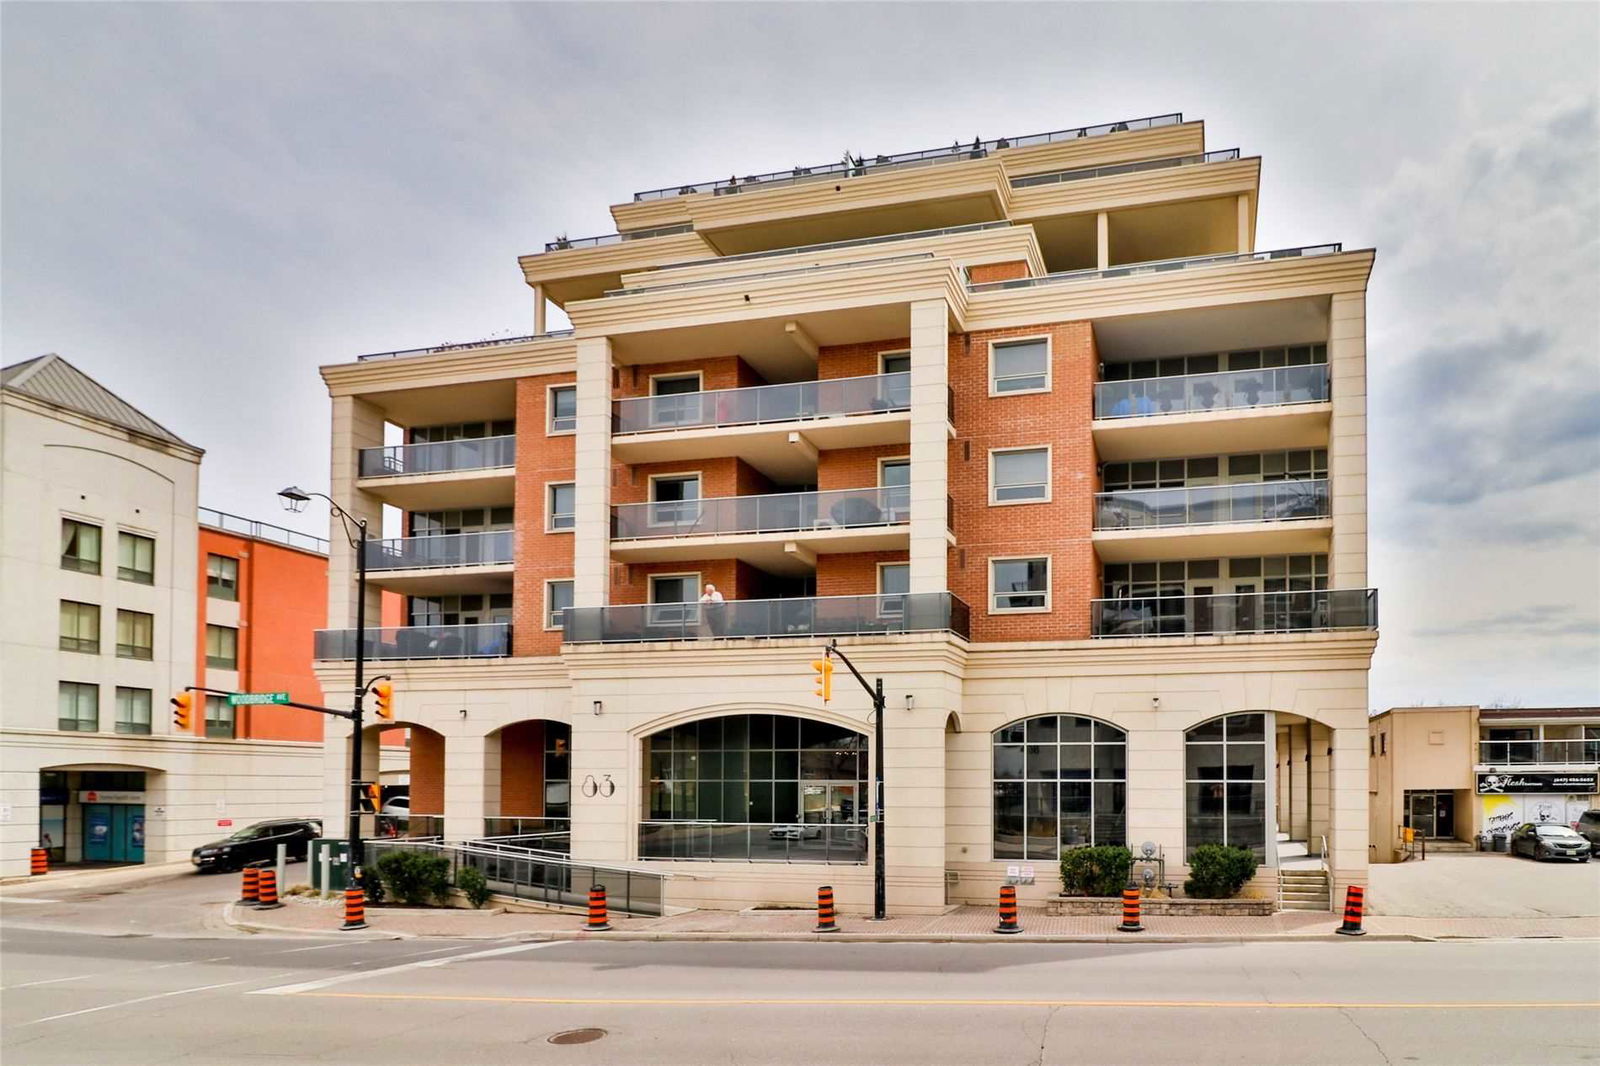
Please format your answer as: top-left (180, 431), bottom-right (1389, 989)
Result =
top-left (372, 680), bottom-right (393, 720)
top-left (171, 691), bottom-right (194, 731)
top-left (366, 783), bottom-right (381, 811)
top-left (811, 658), bottom-right (833, 703)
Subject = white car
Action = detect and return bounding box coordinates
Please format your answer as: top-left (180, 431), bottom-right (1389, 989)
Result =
top-left (768, 824), bottom-right (821, 840)
top-left (380, 796), bottom-right (410, 816)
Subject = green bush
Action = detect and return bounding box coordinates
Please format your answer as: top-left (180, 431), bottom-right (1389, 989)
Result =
top-left (456, 866), bottom-right (492, 910)
top-left (362, 871), bottom-right (385, 905)
top-left (375, 850), bottom-right (452, 906)
top-left (1059, 845), bottom-right (1134, 897)
top-left (1183, 844), bottom-right (1259, 899)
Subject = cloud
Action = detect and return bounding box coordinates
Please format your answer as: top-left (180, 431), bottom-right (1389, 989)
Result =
top-left (1417, 604), bottom-right (1600, 639)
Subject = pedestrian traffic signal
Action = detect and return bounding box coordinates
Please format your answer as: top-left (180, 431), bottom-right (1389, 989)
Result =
top-left (811, 658), bottom-right (833, 703)
top-left (372, 680), bottom-right (393, 720)
top-left (171, 691), bottom-right (194, 731)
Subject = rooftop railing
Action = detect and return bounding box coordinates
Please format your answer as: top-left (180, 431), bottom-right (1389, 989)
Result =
top-left (313, 622), bottom-right (512, 660)
top-left (363, 530), bottom-right (513, 571)
top-left (1090, 588), bottom-right (1377, 638)
top-left (563, 592), bottom-right (971, 644)
top-left (543, 223), bottom-right (694, 253)
top-left (1010, 148), bottom-right (1241, 188)
top-left (613, 486), bottom-right (909, 540)
top-left (358, 435), bottom-right (516, 478)
top-left (1095, 479), bottom-right (1329, 531)
top-left (604, 252), bottom-right (934, 298)
top-left (631, 113), bottom-right (1183, 201)
top-left (650, 221), bottom-right (1012, 274)
top-left (613, 371), bottom-right (909, 435)
top-left (198, 507), bottom-right (329, 555)
top-left (1477, 740), bottom-right (1600, 766)
top-left (353, 330), bottom-right (575, 363)
top-left (968, 244), bottom-right (1344, 294)
top-left (1094, 364), bottom-right (1330, 419)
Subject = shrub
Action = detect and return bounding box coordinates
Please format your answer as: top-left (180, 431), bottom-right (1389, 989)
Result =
top-left (1059, 845), bottom-right (1134, 897)
top-left (1183, 844), bottom-right (1259, 899)
top-left (363, 871), bottom-right (386, 905)
top-left (375, 850), bottom-right (452, 906)
top-left (456, 866), bottom-right (492, 910)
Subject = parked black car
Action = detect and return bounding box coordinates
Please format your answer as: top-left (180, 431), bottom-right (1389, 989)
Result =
top-left (1575, 810), bottom-right (1600, 848)
top-left (1508, 822), bottom-right (1592, 862)
top-left (191, 819), bottom-right (320, 873)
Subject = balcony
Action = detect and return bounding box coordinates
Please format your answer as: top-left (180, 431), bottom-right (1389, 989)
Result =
top-left (1478, 740), bottom-right (1600, 767)
top-left (313, 622), bottom-right (512, 661)
top-left (363, 531), bottom-right (514, 594)
top-left (1092, 365), bottom-right (1332, 462)
top-left (356, 436), bottom-right (517, 509)
top-left (563, 592), bottom-right (971, 644)
top-left (1090, 588), bottom-right (1377, 638)
top-left (1092, 480), bottom-right (1331, 562)
top-left (544, 223), bottom-right (693, 252)
top-left (968, 244), bottom-right (1344, 294)
top-left (1010, 148), bottom-right (1242, 189)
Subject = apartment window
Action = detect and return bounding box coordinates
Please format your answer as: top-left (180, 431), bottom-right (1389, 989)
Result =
top-left (546, 579), bottom-right (574, 630)
top-left (408, 592), bottom-right (512, 627)
top-left (1370, 736), bottom-right (1376, 757)
top-left (991, 447), bottom-right (1050, 504)
top-left (648, 573), bottom-right (699, 626)
top-left (990, 338), bottom-right (1050, 394)
top-left (878, 563), bottom-right (909, 617)
top-left (1185, 713), bottom-right (1268, 859)
top-left (991, 557), bottom-right (1050, 612)
top-left (549, 385), bottom-right (577, 434)
top-left (1380, 732), bottom-right (1387, 756)
top-left (650, 475), bottom-right (701, 527)
top-left (115, 687), bottom-right (153, 735)
top-left (59, 600), bottom-right (101, 653)
top-left (118, 532), bottom-right (155, 584)
top-left (994, 716), bottom-right (1127, 860)
top-left (61, 518), bottom-right (101, 573)
top-left (880, 352), bottom-right (911, 375)
top-left (205, 694), bottom-right (235, 739)
top-left (206, 554), bottom-right (240, 600)
top-left (206, 624), bottom-right (238, 669)
top-left (58, 681), bottom-right (98, 732)
top-left (547, 482), bottom-right (576, 532)
top-left (116, 610), bottom-right (154, 660)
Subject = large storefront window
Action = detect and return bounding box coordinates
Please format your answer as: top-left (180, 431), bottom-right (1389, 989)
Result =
top-left (1185, 713), bottom-right (1268, 858)
top-left (640, 714), bottom-right (867, 863)
top-left (993, 716), bottom-right (1127, 860)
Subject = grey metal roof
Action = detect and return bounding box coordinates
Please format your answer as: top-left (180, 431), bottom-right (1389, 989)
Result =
top-left (2, 353), bottom-right (197, 450)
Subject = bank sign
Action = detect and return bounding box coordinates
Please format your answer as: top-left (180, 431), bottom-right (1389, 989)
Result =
top-left (1476, 772), bottom-right (1598, 795)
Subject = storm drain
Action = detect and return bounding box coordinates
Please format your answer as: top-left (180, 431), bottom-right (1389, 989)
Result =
top-left (547, 1028), bottom-right (607, 1046)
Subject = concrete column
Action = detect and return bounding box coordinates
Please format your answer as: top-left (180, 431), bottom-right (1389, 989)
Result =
top-left (532, 284), bottom-right (547, 336)
top-left (567, 703), bottom-right (629, 863)
top-left (327, 394), bottom-right (384, 631)
top-left (572, 337), bottom-right (613, 607)
top-left (883, 707), bottom-right (953, 913)
top-left (1236, 194), bottom-right (1252, 253)
top-left (1125, 723), bottom-right (1185, 863)
top-left (907, 299), bottom-right (949, 595)
top-left (1328, 293), bottom-right (1367, 588)
top-left (1096, 211), bottom-right (1110, 270)
top-left (1328, 726), bottom-right (1370, 889)
top-left (1287, 725), bottom-right (1310, 841)
top-left (1309, 722), bottom-right (1332, 854)
top-left (443, 731), bottom-right (491, 842)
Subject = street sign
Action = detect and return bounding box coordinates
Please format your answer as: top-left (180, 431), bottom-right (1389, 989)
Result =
top-left (228, 692), bottom-right (290, 706)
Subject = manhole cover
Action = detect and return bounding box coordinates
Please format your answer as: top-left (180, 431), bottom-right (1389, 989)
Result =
top-left (547, 1028), bottom-right (607, 1046)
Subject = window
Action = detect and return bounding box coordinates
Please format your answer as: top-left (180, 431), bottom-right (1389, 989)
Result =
top-left (991, 557), bottom-right (1049, 612)
top-left (546, 579), bottom-right (574, 630)
top-left (206, 624), bottom-right (238, 669)
top-left (650, 475), bottom-right (701, 528)
top-left (548, 385), bottom-right (577, 434)
top-left (1185, 713), bottom-right (1268, 859)
top-left (408, 592), bottom-right (512, 627)
top-left (994, 716), bottom-right (1127, 860)
top-left (205, 694), bottom-right (235, 739)
top-left (118, 532), bottom-right (155, 584)
top-left (1380, 732), bottom-right (1386, 756)
top-left (61, 519), bottom-right (101, 573)
top-left (59, 600), bottom-right (100, 653)
top-left (990, 338), bottom-right (1050, 394)
top-left (648, 573), bottom-right (699, 626)
top-left (878, 563), bottom-right (909, 617)
top-left (544, 722), bottom-right (572, 817)
top-left (547, 483), bottom-right (576, 532)
top-left (206, 554), bottom-right (239, 600)
top-left (991, 447), bottom-right (1050, 503)
top-left (880, 459), bottom-right (911, 519)
top-left (115, 687), bottom-right (153, 735)
top-left (880, 352), bottom-right (911, 375)
top-left (58, 681), bottom-right (98, 732)
top-left (116, 610), bottom-right (154, 660)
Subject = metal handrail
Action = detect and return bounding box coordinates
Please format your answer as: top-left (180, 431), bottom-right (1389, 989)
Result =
top-left (199, 507), bottom-right (330, 555)
top-left (354, 329), bottom-right (575, 363)
top-left (968, 244), bottom-right (1345, 293)
top-left (612, 371), bottom-right (909, 435)
top-left (612, 485), bottom-right (910, 540)
top-left (544, 223), bottom-right (693, 252)
top-left (364, 529), bottom-right (514, 571)
top-left (1011, 148), bottom-right (1241, 188)
top-left (1319, 834), bottom-right (1331, 910)
top-left (358, 435), bottom-right (516, 478)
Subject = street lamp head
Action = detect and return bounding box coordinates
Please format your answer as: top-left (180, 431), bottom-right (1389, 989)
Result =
top-left (277, 486), bottom-right (312, 513)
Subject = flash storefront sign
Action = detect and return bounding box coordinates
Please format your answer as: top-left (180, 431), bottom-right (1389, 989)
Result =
top-left (1476, 772), bottom-right (1598, 795)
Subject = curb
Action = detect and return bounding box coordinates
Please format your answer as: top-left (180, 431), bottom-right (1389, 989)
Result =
top-left (222, 902), bottom-right (412, 940)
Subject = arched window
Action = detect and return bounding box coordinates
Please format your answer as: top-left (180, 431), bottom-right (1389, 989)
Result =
top-left (993, 716), bottom-right (1126, 860)
top-left (641, 714), bottom-right (867, 863)
top-left (1185, 713), bottom-right (1268, 858)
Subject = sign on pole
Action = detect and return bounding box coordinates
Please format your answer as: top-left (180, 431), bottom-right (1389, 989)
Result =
top-left (228, 692), bottom-right (290, 706)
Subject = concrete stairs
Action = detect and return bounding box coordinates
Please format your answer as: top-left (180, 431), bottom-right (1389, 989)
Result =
top-left (1276, 832), bottom-right (1331, 911)
top-left (1421, 839), bottom-right (1476, 854)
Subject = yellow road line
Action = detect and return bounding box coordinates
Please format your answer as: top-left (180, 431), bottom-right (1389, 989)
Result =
top-left (297, 992), bottom-right (1600, 1010)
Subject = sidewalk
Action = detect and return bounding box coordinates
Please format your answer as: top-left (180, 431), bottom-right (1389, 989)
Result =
top-left (222, 895), bottom-right (1598, 943)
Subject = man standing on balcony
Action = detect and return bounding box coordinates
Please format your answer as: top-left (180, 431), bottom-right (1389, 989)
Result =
top-left (699, 582), bottom-right (726, 638)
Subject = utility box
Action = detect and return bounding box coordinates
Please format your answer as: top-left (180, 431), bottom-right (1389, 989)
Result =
top-left (309, 839), bottom-right (354, 892)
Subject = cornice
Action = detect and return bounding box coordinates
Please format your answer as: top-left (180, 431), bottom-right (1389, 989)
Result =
top-left (320, 337), bottom-right (578, 397)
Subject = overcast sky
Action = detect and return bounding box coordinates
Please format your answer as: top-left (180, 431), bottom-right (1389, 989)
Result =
top-left (4, 3), bottom-right (1597, 709)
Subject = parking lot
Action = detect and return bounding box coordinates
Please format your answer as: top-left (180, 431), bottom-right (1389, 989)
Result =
top-left (1367, 850), bottom-right (1600, 918)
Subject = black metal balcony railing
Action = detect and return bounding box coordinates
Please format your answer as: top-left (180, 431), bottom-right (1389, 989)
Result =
top-left (1095, 479), bottom-right (1329, 530)
top-left (313, 622), bottom-right (512, 660)
top-left (543, 223), bottom-right (693, 252)
top-left (613, 486), bottom-right (910, 540)
top-left (1011, 148), bottom-right (1242, 189)
top-left (563, 592), bottom-right (970, 644)
top-left (613, 372), bottom-right (910, 434)
top-left (1478, 740), bottom-right (1600, 765)
top-left (353, 330), bottom-right (575, 363)
top-left (1095, 365), bottom-right (1330, 419)
top-left (1090, 588), bottom-right (1377, 638)
top-left (969, 244), bottom-right (1344, 294)
top-left (199, 507), bottom-right (329, 554)
top-left (359, 435), bottom-right (516, 478)
top-left (364, 530), bottom-right (514, 571)
top-left (639, 822), bottom-right (868, 864)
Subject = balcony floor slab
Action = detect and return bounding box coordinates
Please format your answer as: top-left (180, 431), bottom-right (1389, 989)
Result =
top-left (1092, 518), bottom-right (1332, 562)
top-left (611, 525), bottom-right (910, 574)
top-left (366, 563), bottom-right (515, 595)
top-left (1092, 402), bottom-right (1330, 462)
top-left (355, 468), bottom-right (516, 510)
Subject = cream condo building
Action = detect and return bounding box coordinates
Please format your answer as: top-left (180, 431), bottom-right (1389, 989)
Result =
top-left (314, 112), bottom-right (1376, 913)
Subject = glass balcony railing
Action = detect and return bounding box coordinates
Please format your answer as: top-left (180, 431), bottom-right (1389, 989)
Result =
top-left (639, 822), bottom-right (868, 864)
top-left (563, 592), bottom-right (970, 643)
top-left (353, 330), bottom-right (574, 362)
top-left (969, 244), bottom-right (1344, 294)
top-left (480, 817), bottom-right (571, 853)
top-left (1095, 479), bottom-right (1329, 530)
top-left (613, 372), bottom-right (910, 434)
top-left (1090, 588), bottom-right (1376, 637)
top-left (359, 435), bottom-right (515, 478)
top-left (1010, 148), bottom-right (1241, 189)
top-left (1094, 365), bottom-right (1330, 419)
top-left (363, 530), bottom-right (513, 571)
top-left (543, 223), bottom-right (693, 252)
top-left (1478, 740), bottom-right (1600, 765)
top-left (613, 486), bottom-right (910, 540)
top-left (313, 622), bottom-right (512, 660)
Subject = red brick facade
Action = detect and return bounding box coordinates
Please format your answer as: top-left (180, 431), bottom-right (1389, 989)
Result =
top-left (498, 720), bottom-right (545, 817)
top-left (967, 260), bottom-right (1031, 284)
top-left (511, 372), bottom-right (577, 657)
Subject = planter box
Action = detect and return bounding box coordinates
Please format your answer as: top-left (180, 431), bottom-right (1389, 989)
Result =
top-left (1048, 895), bottom-right (1274, 917)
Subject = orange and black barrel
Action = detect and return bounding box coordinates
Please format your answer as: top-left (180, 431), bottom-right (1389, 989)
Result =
top-left (586, 885), bottom-right (613, 931)
top-left (1336, 884), bottom-right (1367, 936)
top-left (814, 885), bottom-right (839, 933)
top-left (341, 886), bottom-right (368, 930)
top-left (239, 865), bottom-right (260, 905)
top-left (255, 868), bottom-right (283, 910)
top-left (30, 848), bottom-right (48, 876)
top-left (994, 884), bottom-right (1022, 934)
top-left (1117, 887), bottom-right (1144, 932)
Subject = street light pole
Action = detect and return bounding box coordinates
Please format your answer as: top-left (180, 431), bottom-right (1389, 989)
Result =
top-left (825, 640), bottom-right (888, 921)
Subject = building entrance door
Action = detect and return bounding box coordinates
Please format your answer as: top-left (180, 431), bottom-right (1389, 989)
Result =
top-left (82, 804), bottom-right (146, 863)
top-left (1404, 791), bottom-right (1455, 839)
top-left (1432, 792), bottom-right (1455, 838)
